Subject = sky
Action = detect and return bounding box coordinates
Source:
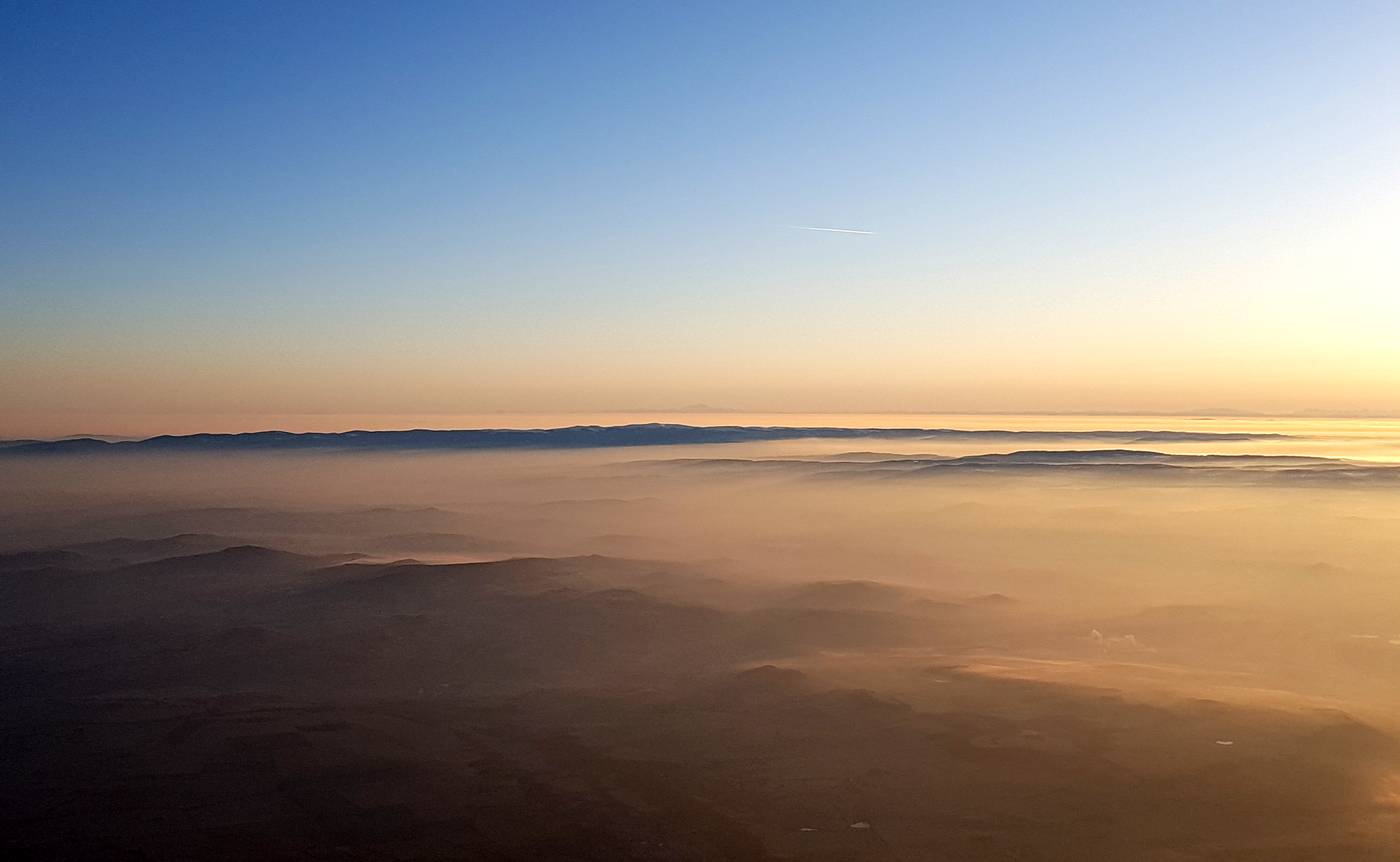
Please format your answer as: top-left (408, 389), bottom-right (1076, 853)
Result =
top-left (3, 1), bottom-right (1399, 436)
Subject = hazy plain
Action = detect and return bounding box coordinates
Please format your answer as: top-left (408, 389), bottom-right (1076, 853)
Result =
top-left (4, 415), bottom-right (1400, 859)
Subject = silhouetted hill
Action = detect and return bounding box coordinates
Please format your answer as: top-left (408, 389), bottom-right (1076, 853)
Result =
top-left (2, 533), bottom-right (244, 573)
top-left (688, 665), bottom-right (814, 707)
top-left (0, 546), bottom-right (367, 625)
top-left (114, 544), bottom-right (359, 579)
top-left (364, 532), bottom-right (519, 555)
top-left (0, 423), bottom-right (1292, 455)
top-left (66, 533), bottom-right (241, 561)
top-left (0, 549), bottom-right (94, 574)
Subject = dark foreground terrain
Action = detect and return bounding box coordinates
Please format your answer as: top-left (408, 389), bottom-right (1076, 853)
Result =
top-left (4, 527), bottom-right (1399, 861)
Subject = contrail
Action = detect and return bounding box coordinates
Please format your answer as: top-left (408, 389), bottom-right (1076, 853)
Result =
top-left (789, 225), bottom-right (876, 235)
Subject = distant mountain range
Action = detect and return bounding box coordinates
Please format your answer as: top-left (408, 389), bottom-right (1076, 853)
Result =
top-left (0, 423), bottom-right (1291, 455)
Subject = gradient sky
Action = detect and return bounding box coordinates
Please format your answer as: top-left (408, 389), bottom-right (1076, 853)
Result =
top-left (3, 1), bottom-right (1399, 435)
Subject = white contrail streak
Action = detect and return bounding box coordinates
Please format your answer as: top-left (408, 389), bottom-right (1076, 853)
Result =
top-left (789, 225), bottom-right (876, 235)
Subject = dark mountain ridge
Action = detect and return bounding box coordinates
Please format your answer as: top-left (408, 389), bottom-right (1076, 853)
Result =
top-left (0, 423), bottom-right (1291, 455)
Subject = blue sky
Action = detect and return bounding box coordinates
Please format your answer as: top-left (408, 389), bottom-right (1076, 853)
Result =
top-left (3, 1), bottom-right (1399, 430)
